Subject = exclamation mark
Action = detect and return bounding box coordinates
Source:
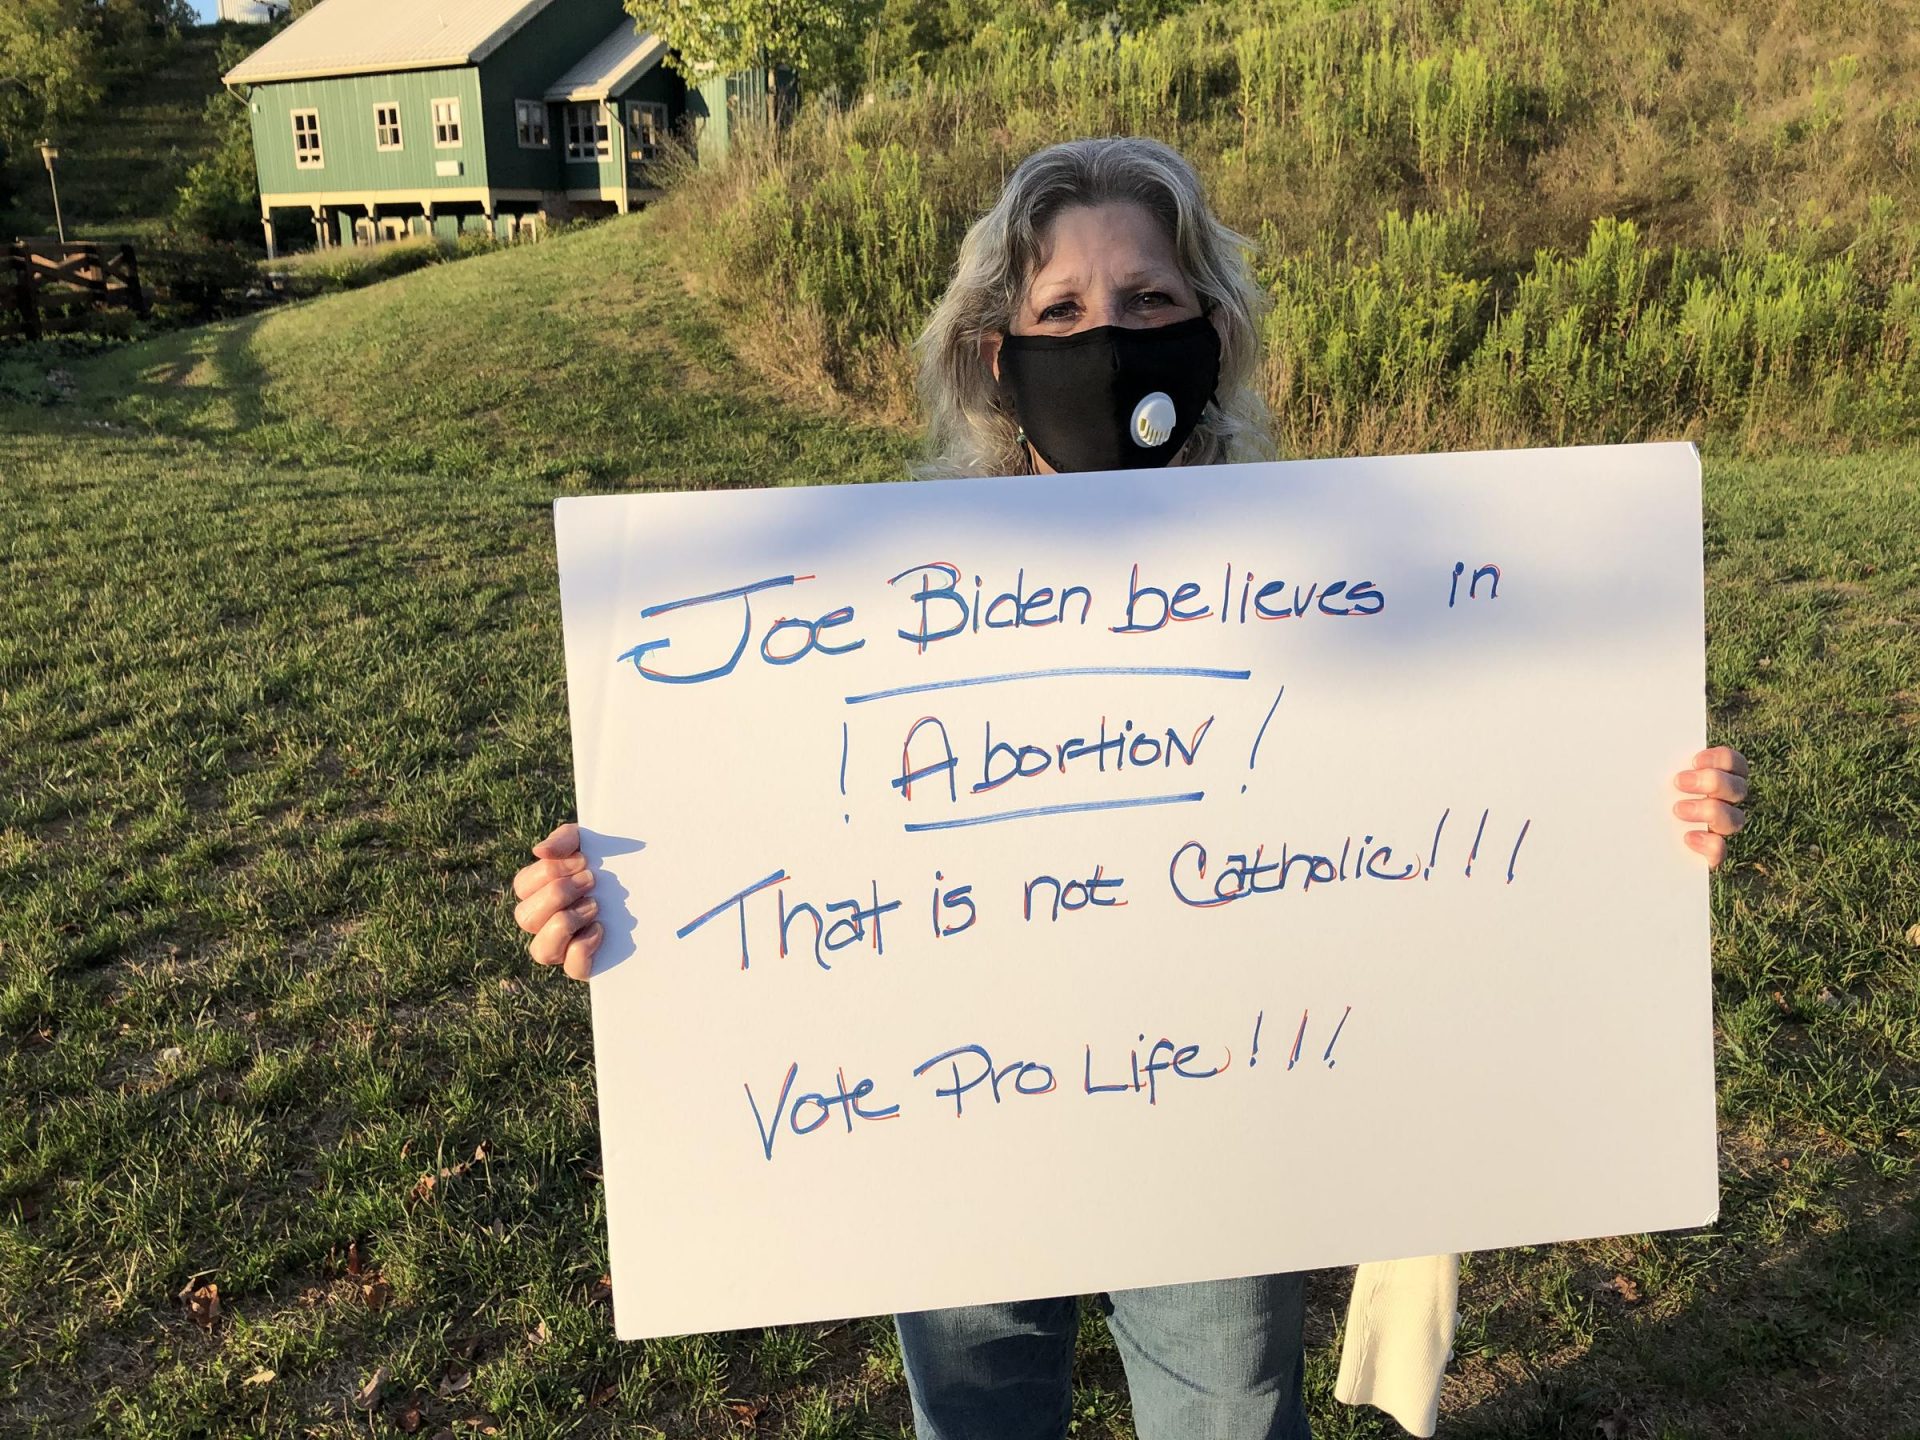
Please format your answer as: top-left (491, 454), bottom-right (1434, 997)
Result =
top-left (840, 721), bottom-right (850, 823)
top-left (1506, 818), bottom-right (1531, 883)
top-left (1323, 1005), bottom-right (1352, 1068)
top-left (1287, 1009), bottom-right (1307, 1070)
top-left (1249, 1010), bottom-right (1263, 1067)
top-left (1424, 807), bottom-right (1449, 880)
top-left (1242, 686), bottom-right (1284, 794)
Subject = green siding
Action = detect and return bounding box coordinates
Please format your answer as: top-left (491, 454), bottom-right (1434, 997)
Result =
top-left (687, 69), bottom-right (790, 166)
top-left (474, 0), bottom-right (625, 192)
top-left (239, 0), bottom-right (764, 215)
top-left (250, 67), bottom-right (488, 196)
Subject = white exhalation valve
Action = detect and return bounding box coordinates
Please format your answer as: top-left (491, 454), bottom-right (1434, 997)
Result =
top-left (1130, 391), bottom-right (1176, 447)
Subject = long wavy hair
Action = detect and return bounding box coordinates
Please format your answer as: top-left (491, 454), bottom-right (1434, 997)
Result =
top-left (915, 136), bottom-right (1272, 479)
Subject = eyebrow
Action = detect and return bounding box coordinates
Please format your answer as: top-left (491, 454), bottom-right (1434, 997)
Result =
top-left (1028, 267), bottom-right (1182, 306)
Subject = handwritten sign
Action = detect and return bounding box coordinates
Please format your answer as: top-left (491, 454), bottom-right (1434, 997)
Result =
top-left (553, 442), bottom-right (1717, 1341)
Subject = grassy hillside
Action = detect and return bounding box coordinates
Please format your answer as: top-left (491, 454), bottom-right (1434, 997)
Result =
top-left (3, 210), bottom-right (1918, 1438)
top-left (33, 214), bottom-right (916, 486)
top-left (658, 0), bottom-right (1920, 453)
top-left (4, 24), bottom-right (232, 243)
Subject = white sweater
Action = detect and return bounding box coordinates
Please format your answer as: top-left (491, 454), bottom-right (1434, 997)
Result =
top-left (1333, 1253), bottom-right (1460, 1436)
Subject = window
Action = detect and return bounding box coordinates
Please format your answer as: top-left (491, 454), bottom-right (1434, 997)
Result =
top-left (373, 102), bottom-right (402, 150)
top-left (431, 97), bottom-right (462, 147)
top-left (564, 101), bottom-right (609, 160)
top-left (291, 108), bottom-right (323, 168)
top-left (626, 100), bottom-right (668, 162)
top-left (515, 99), bottom-right (549, 149)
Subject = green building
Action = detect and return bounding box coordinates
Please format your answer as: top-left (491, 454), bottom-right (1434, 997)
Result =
top-left (222, 0), bottom-right (760, 255)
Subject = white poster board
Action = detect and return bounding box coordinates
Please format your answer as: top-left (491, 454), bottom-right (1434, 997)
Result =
top-left (553, 442), bottom-right (1717, 1341)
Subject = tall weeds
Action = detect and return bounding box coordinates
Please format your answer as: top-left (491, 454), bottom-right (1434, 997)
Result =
top-left (655, 0), bottom-right (1920, 453)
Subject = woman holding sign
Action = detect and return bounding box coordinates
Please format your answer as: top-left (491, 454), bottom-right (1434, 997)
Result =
top-left (512, 138), bottom-right (1750, 1439)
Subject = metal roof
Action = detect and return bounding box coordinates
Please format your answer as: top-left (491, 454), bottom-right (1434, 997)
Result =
top-left (222, 0), bottom-right (559, 85)
top-left (544, 22), bottom-right (666, 101)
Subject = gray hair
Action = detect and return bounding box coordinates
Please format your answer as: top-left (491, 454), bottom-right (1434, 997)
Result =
top-left (915, 136), bottom-right (1273, 478)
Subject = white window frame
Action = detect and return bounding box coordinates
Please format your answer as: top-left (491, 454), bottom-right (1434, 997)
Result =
top-left (515, 98), bottom-right (549, 149)
top-left (626, 99), bottom-right (668, 162)
top-left (373, 101), bottom-right (402, 151)
top-left (564, 101), bottom-right (609, 161)
top-left (431, 97), bottom-right (463, 148)
top-left (291, 107), bottom-right (323, 168)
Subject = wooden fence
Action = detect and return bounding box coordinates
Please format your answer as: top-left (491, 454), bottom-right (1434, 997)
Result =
top-left (2, 240), bottom-right (149, 341)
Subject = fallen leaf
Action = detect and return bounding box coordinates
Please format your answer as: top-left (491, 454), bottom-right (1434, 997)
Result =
top-left (244, 1368), bottom-right (276, 1386)
top-left (1608, 1273), bottom-right (1641, 1303)
top-left (361, 1276), bottom-right (392, 1311)
top-left (438, 1369), bottom-right (472, 1399)
top-left (410, 1172), bottom-right (438, 1205)
top-left (589, 1378), bottom-right (619, 1407)
top-left (729, 1399), bottom-right (764, 1426)
top-left (346, 1240), bottom-right (363, 1277)
top-left (1906, 922), bottom-right (1920, 948)
top-left (178, 1278), bottom-right (220, 1330)
top-left (157, 1046), bottom-right (184, 1067)
top-left (527, 1319), bottom-right (550, 1347)
top-left (588, 1274), bottom-right (612, 1307)
top-left (472, 1140), bottom-right (492, 1163)
top-left (354, 1365), bottom-right (389, 1410)
top-left (398, 1399), bottom-right (424, 1434)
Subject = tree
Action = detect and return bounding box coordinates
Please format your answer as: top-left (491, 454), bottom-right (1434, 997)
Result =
top-left (0, 0), bottom-right (103, 155)
top-left (629, 0), bottom-right (881, 121)
top-left (174, 83), bottom-right (260, 243)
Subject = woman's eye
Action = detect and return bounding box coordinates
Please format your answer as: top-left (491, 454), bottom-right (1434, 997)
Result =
top-left (1039, 301), bottom-right (1077, 322)
top-left (1133, 291), bottom-right (1172, 308)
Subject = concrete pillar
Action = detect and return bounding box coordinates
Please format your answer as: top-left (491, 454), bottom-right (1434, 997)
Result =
top-left (311, 205), bottom-right (326, 250)
top-left (261, 215), bottom-right (277, 261)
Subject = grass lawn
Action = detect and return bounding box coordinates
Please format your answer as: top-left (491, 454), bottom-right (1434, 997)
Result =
top-left (2, 214), bottom-right (1917, 1438)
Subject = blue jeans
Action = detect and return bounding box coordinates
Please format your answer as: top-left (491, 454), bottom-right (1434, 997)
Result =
top-left (894, 1273), bottom-right (1311, 1440)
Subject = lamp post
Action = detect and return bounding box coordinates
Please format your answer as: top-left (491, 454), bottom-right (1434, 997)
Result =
top-left (38, 140), bottom-right (66, 244)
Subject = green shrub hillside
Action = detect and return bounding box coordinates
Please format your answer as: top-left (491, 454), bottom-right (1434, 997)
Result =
top-left (659, 0), bottom-right (1920, 453)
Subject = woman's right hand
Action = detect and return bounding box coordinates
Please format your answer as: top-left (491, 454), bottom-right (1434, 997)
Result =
top-left (512, 821), bottom-right (601, 981)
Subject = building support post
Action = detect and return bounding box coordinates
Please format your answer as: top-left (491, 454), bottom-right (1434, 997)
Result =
top-left (311, 204), bottom-right (327, 250)
top-left (261, 212), bottom-right (277, 261)
top-left (616, 102), bottom-right (632, 215)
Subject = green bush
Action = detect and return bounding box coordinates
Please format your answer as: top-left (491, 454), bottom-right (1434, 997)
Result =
top-left (272, 235), bottom-right (452, 297)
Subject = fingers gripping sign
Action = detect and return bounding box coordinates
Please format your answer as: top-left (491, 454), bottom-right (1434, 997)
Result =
top-left (1671, 745), bottom-right (1750, 869)
top-left (513, 821), bottom-right (602, 980)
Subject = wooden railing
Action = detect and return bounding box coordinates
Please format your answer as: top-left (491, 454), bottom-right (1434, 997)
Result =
top-left (2, 239), bottom-right (149, 341)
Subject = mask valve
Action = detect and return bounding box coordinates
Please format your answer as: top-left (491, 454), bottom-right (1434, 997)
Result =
top-left (1131, 391), bottom-right (1177, 447)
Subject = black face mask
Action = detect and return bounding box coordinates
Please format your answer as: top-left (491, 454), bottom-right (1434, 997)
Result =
top-left (996, 314), bottom-right (1221, 474)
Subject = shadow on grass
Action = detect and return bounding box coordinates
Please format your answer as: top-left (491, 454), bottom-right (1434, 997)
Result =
top-left (1446, 1175), bottom-right (1920, 1438)
top-left (103, 310), bottom-right (275, 443)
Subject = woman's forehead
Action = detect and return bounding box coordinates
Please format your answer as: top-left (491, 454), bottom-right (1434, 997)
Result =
top-left (1028, 201), bottom-right (1182, 291)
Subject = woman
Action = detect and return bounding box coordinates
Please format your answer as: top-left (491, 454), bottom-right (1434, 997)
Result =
top-left (511, 138), bottom-right (1750, 1439)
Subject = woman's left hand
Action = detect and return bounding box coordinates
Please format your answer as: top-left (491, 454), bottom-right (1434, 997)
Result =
top-left (1672, 746), bottom-right (1749, 868)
